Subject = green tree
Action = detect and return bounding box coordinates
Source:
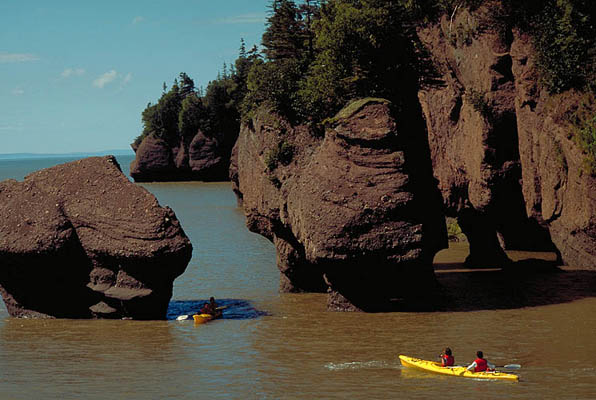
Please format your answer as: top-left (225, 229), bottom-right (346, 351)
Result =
top-left (242, 57), bottom-right (303, 120)
top-left (234, 41), bottom-right (260, 109)
top-left (139, 83), bottom-right (182, 143)
top-left (530, 0), bottom-right (595, 93)
top-left (262, 0), bottom-right (304, 61)
top-left (298, 0), bottom-right (321, 61)
top-left (243, 1), bottom-right (322, 121)
top-left (178, 72), bottom-right (196, 98)
top-left (298, 0), bottom-right (420, 120)
top-left (178, 94), bottom-right (209, 139)
top-left (203, 76), bottom-right (240, 141)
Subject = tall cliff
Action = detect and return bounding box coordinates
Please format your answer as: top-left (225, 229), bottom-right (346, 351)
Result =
top-left (417, 4), bottom-right (595, 268)
top-left (231, 3), bottom-right (595, 311)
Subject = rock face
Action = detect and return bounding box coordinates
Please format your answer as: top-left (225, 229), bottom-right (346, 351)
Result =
top-left (510, 36), bottom-right (596, 269)
top-left (130, 130), bottom-right (229, 182)
top-left (0, 156), bottom-right (192, 319)
top-left (417, 3), bottom-right (596, 268)
top-left (232, 100), bottom-right (447, 311)
top-left (230, 2), bottom-right (595, 312)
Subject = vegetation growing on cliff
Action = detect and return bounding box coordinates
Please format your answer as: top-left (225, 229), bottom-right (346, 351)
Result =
top-left (399, 0), bottom-right (595, 94)
top-left (568, 93), bottom-right (596, 176)
top-left (133, 45), bottom-right (260, 148)
top-left (241, 0), bottom-right (318, 122)
top-left (298, 0), bottom-right (421, 121)
top-left (242, 0), bottom-right (425, 124)
top-left (265, 139), bottom-right (294, 171)
top-left (135, 0), bottom-right (594, 169)
top-left (446, 217), bottom-right (466, 242)
top-left (465, 88), bottom-right (492, 119)
top-left (471, 0), bottom-right (592, 95)
top-left (240, 0), bottom-right (594, 123)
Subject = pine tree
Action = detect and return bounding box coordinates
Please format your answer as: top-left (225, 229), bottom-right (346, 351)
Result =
top-left (239, 38), bottom-right (247, 59)
top-left (179, 94), bottom-right (209, 138)
top-left (262, 0), bottom-right (304, 61)
top-left (223, 62), bottom-right (228, 79)
top-left (178, 72), bottom-right (195, 98)
top-left (298, 0), bottom-right (320, 61)
top-left (298, 0), bottom-right (419, 120)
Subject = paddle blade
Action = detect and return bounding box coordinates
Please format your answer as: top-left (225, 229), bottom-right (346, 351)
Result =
top-left (502, 364), bottom-right (521, 369)
top-left (176, 315), bottom-right (189, 320)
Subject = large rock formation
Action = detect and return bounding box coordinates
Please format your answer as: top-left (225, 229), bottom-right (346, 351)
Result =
top-left (130, 129), bottom-right (230, 182)
top-left (230, 1), bottom-right (595, 313)
top-left (232, 99), bottom-right (447, 311)
top-left (0, 156), bottom-right (192, 319)
top-left (510, 36), bottom-right (596, 269)
top-left (417, 2), bottom-right (595, 268)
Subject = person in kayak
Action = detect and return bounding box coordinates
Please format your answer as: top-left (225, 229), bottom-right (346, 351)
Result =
top-left (467, 351), bottom-right (496, 372)
top-left (440, 347), bottom-right (455, 367)
top-left (200, 297), bottom-right (222, 317)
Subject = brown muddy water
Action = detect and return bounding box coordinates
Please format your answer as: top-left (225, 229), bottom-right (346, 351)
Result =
top-left (0, 156), bottom-right (595, 399)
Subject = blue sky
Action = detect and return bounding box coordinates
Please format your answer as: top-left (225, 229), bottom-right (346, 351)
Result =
top-left (0, 0), bottom-right (270, 154)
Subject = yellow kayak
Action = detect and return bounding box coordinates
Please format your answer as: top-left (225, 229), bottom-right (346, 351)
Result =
top-left (192, 313), bottom-right (215, 324)
top-left (399, 355), bottom-right (519, 382)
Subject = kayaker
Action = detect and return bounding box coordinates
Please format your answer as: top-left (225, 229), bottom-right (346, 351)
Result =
top-left (440, 347), bottom-right (455, 367)
top-left (200, 297), bottom-right (221, 317)
top-left (199, 302), bottom-right (212, 315)
top-left (467, 351), bottom-right (496, 372)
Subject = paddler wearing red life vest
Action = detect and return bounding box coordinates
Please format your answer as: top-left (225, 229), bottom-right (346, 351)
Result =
top-left (467, 350), bottom-right (496, 372)
top-left (440, 347), bottom-right (454, 367)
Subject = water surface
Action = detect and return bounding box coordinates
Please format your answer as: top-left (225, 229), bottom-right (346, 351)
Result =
top-left (1, 156), bottom-right (595, 399)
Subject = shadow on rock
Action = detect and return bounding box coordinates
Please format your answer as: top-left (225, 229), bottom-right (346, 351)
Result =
top-left (167, 299), bottom-right (268, 320)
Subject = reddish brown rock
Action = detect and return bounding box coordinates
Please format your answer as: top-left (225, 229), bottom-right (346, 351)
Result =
top-left (510, 33), bottom-right (596, 268)
top-left (417, 4), bottom-right (550, 265)
top-left (0, 156), bottom-right (192, 319)
top-left (232, 100), bottom-right (447, 311)
top-left (417, 2), bottom-right (595, 268)
top-left (188, 131), bottom-right (222, 173)
top-left (130, 129), bottom-right (229, 182)
top-left (129, 135), bottom-right (177, 181)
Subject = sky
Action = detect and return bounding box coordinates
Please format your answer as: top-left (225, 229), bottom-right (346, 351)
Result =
top-left (0, 0), bottom-right (270, 154)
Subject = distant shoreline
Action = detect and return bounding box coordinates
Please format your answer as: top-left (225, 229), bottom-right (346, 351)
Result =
top-left (0, 150), bottom-right (134, 161)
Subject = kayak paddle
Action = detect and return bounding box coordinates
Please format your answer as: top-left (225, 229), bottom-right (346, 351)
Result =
top-left (498, 364), bottom-right (521, 369)
top-left (456, 363), bottom-right (521, 370)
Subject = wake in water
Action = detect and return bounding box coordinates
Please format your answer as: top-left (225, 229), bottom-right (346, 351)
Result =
top-left (325, 361), bottom-right (401, 371)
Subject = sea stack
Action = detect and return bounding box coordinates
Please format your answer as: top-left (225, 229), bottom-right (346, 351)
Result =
top-left (0, 156), bottom-right (192, 319)
top-left (130, 129), bottom-right (231, 182)
top-left (232, 99), bottom-right (447, 311)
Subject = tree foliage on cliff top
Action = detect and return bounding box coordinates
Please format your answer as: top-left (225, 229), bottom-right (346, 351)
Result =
top-left (245, 0), bottom-right (594, 122)
top-left (134, 45), bottom-right (259, 148)
top-left (502, 0), bottom-right (595, 94)
top-left (135, 0), bottom-right (595, 166)
top-left (243, 0), bottom-right (427, 123)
